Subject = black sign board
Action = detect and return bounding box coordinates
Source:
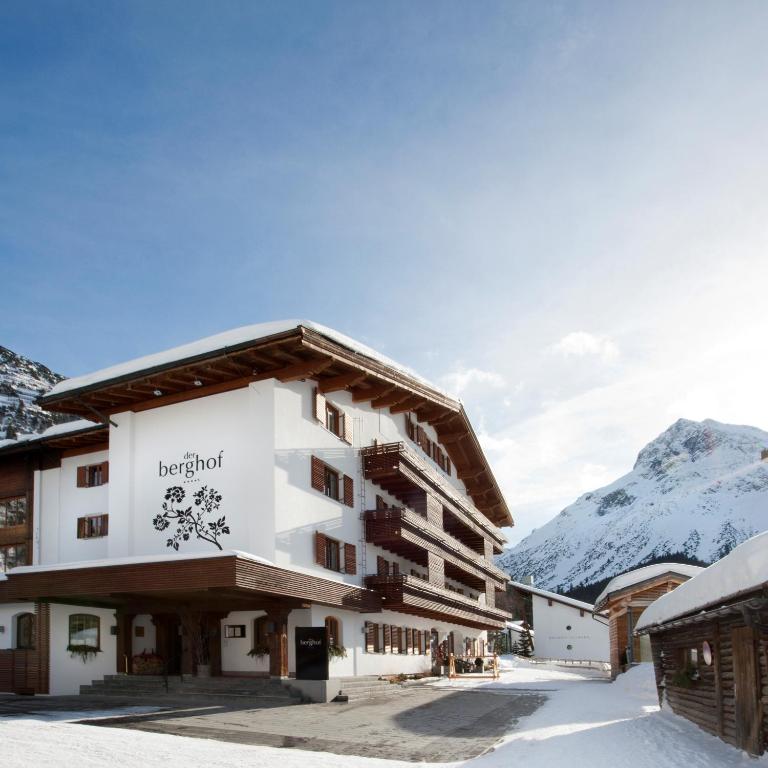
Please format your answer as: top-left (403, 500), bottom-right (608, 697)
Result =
top-left (295, 626), bottom-right (328, 680)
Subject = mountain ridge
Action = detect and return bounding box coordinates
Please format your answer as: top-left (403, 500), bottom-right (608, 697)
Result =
top-left (497, 418), bottom-right (768, 594)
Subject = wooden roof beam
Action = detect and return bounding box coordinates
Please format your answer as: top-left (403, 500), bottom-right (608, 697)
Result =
top-left (318, 371), bottom-right (368, 393)
top-left (371, 390), bottom-right (411, 409)
top-left (389, 396), bottom-right (427, 414)
top-left (273, 357), bottom-right (334, 382)
top-left (351, 383), bottom-right (395, 403)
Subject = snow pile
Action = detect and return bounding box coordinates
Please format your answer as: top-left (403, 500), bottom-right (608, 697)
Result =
top-left (637, 530), bottom-right (768, 630)
top-left (46, 320), bottom-right (454, 400)
top-left (499, 418), bottom-right (768, 591)
top-left (594, 563), bottom-right (703, 609)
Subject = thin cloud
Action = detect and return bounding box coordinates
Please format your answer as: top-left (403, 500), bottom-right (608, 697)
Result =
top-left (550, 332), bottom-right (619, 362)
top-left (440, 367), bottom-right (506, 397)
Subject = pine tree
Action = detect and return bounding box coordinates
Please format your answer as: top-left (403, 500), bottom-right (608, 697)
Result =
top-left (519, 622), bottom-right (534, 658)
top-left (511, 639), bottom-right (520, 655)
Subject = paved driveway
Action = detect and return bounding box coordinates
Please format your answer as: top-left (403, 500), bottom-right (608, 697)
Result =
top-left (1, 686), bottom-right (546, 763)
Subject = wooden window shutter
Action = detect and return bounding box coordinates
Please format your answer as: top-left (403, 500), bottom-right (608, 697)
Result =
top-left (101, 461), bottom-right (109, 483)
top-left (405, 415), bottom-right (415, 440)
top-left (392, 561), bottom-right (400, 576)
top-left (76, 517), bottom-right (86, 539)
top-left (314, 387), bottom-right (326, 423)
top-left (314, 531), bottom-right (328, 567)
top-left (406, 628), bottom-right (413, 654)
top-left (101, 514), bottom-right (109, 536)
top-left (343, 475), bottom-right (354, 507)
top-left (377, 556), bottom-right (389, 576)
top-left (311, 455), bottom-right (325, 492)
top-left (76, 466), bottom-right (87, 488)
top-left (365, 622), bottom-right (375, 653)
top-left (446, 457), bottom-right (451, 476)
top-left (342, 410), bottom-right (353, 444)
top-left (344, 542), bottom-right (357, 575)
top-left (383, 624), bottom-right (391, 654)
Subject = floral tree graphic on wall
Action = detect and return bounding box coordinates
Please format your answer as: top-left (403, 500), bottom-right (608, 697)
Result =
top-left (153, 485), bottom-right (230, 551)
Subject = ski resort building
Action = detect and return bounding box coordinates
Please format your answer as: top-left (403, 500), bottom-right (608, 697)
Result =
top-left (637, 533), bottom-right (768, 756)
top-left (507, 580), bottom-right (609, 663)
top-left (594, 563), bottom-right (703, 678)
top-left (0, 321), bottom-right (513, 696)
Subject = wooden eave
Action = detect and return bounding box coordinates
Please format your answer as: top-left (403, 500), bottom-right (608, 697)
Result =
top-left (37, 325), bottom-right (512, 528)
top-left (0, 423), bottom-right (109, 460)
top-left (595, 573), bottom-right (693, 612)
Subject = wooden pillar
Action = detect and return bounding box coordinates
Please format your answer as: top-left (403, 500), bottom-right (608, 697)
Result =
top-left (115, 613), bottom-right (135, 674)
top-left (34, 602), bottom-right (50, 694)
top-left (713, 622), bottom-right (724, 739)
top-left (266, 608), bottom-right (291, 678)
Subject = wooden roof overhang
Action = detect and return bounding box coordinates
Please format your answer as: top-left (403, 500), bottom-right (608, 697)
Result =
top-left (0, 422), bottom-right (109, 463)
top-left (635, 587), bottom-right (768, 636)
top-left (38, 325), bottom-right (512, 528)
top-left (0, 553), bottom-right (382, 615)
top-left (364, 574), bottom-right (511, 630)
top-left (594, 572), bottom-right (694, 613)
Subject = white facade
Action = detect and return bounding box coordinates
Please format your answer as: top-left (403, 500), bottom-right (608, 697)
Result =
top-left (5, 372), bottom-right (500, 693)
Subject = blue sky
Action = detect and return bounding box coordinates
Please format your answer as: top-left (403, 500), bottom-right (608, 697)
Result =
top-left (3, 2), bottom-right (768, 543)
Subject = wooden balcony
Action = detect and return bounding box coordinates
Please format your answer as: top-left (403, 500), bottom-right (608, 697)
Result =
top-left (361, 443), bottom-right (506, 551)
top-left (364, 507), bottom-right (507, 591)
top-left (364, 573), bottom-right (511, 630)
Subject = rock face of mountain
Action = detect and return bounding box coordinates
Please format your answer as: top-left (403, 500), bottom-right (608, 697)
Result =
top-left (0, 346), bottom-right (71, 440)
top-left (498, 418), bottom-right (768, 593)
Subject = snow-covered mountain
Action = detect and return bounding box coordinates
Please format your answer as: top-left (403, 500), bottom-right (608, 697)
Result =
top-left (498, 418), bottom-right (768, 593)
top-left (0, 346), bottom-right (72, 439)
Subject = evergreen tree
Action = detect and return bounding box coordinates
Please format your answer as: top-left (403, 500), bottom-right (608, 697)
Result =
top-left (511, 639), bottom-right (520, 655)
top-left (519, 622), bottom-right (534, 658)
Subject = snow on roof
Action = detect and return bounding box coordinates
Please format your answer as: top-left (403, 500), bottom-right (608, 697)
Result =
top-left (7, 549), bottom-right (274, 576)
top-left (506, 619), bottom-right (535, 636)
top-left (594, 563), bottom-right (704, 610)
top-left (510, 580), bottom-right (597, 613)
top-left (637, 531), bottom-right (768, 631)
top-left (0, 419), bottom-right (103, 450)
top-left (46, 320), bottom-right (454, 400)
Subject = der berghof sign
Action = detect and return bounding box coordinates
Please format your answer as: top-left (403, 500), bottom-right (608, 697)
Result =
top-left (295, 626), bottom-right (328, 680)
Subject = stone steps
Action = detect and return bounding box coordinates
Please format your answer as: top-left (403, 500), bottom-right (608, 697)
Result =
top-left (335, 676), bottom-right (411, 702)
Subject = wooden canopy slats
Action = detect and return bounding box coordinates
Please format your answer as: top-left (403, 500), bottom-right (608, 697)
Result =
top-left (0, 554), bottom-right (382, 615)
top-left (36, 324), bottom-right (512, 527)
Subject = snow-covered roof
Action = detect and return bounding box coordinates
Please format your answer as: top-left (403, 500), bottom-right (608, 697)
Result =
top-left (594, 563), bottom-right (704, 610)
top-left (506, 619), bottom-right (535, 636)
top-left (0, 419), bottom-right (103, 452)
top-left (636, 531), bottom-right (768, 631)
top-left (510, 580), bottom-right (597, 613)
top-left (45, 320), bottom-right (454, 400)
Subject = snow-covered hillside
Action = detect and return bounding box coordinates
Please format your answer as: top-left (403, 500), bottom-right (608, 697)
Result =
top-left (498, 418), bottom-right (768, 593)
top-left (0, 346), bottom-right (71, 439)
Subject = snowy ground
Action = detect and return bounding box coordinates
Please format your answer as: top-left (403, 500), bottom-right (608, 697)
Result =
top-left (0, 659), bottom-right (763, 767)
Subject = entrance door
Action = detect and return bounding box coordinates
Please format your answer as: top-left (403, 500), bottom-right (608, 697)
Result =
top-left (155, 616), bottom-right (182, 675)
top-left (732, 626), bottom-right (761, 755)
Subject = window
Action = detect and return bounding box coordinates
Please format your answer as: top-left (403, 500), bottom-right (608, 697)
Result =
top-left (254, 616), bottom-right (272, 649)
top-left (325, 537), bottom-right (341, 571)
top-left (324, 466), bottom-right (339, 500)
top-left (224, 625), bottom-right (246, 638)
top-left (0, 496), bottom-right (27, 527)
top-left (0, 544), bottom-right (27, 572)
top-left (69, 614), bottom-right (100, 649)
top-left (76, 462), bottom-right (109, 488)
top-left (325, 616), bottom-right (341, 647)
top-left (15, 613), bottom-right (35, 650)
top-left (405, 416), bottom-right (452, 476)
top-left (77, 514), bottom-right (109, 539)
top-left (314, 532), bottom-right (356, 574)
top-left (310, 456), bottom-right (354, 506)
top-left (325, 403), bottom-right (340, 436)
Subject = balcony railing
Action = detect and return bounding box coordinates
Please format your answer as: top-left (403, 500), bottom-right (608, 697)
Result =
top-left (361, 442), bottom-right (506, 548)
top-left (364, 573), bottom-right (511, 629)
top-left (364, 506), bottom-right (508, 586)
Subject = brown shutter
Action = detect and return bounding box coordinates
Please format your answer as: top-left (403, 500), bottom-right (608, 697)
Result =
top-left (314, 531), bottom-right (327, 567)
top-left (365, 622), bottom-right (375, 653)
top-left (384, 624), bottom-right (391, 654)
top-left (76, 466), bottom-right (87, 488)
top-left (344, 542), bottom-right (357, 575)
top-left (446, 457), bottom-right (451, 476)
top-left (314, 387), bottom-right (326, 423)
top-left (405, 415), bottom-right (415, 440)
top-left (343, 475), bottom-right (354, 507)
top-left (406, 628), bottom-right (412, 654)
top-left (377, 556), bottom-right (389, 576)
top-left (392, 561), bottom-right (400, 576)
top-left (101, 461), bottom-right (109, 484)
top-left (311, 455), bottom-right (325, 492)
top-left (76, 517), bottom-right (86, 539)
top-left (101, 514), bottom-right (109, 536)
top-left (342, 410), bottom-right (353, 444)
